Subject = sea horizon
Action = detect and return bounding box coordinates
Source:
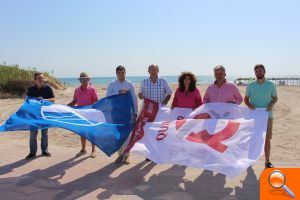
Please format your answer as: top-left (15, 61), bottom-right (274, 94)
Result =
top-left (58, 74), bottom-right (300, 87)
top-left (58, 75), bottom-right (239, 86)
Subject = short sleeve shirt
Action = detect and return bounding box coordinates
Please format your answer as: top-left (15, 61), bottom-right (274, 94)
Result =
top-left (139, 77), bottom-right (172, 103)
top-left (245, 79), bottom-right (277, 117)
top-left (73, 85), bottom-right (99, 106)
top-left (27, 84), bottom-right (55, 99)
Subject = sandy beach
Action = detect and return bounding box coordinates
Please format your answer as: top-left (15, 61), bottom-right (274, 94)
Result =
top-left (0, 84), bottom-right (300, 200)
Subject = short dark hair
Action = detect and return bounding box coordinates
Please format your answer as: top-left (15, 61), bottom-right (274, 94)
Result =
top-left (116, 65), bottom-right (126, 73)
top-left (178, 72), bottom-right (197, 92)
top-left (254, 64), bottom-right (266, 72)
top-left (34, 72), bottom-right (43, 79)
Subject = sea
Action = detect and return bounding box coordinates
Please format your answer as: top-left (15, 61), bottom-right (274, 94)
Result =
top-left (58, 75), bottom-right (238, 87)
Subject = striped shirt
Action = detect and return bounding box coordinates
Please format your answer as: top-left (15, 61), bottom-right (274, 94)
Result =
top-left (139, 77), bottom-right (172, 103)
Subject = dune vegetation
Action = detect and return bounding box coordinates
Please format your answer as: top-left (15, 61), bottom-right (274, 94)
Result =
top-left (0, 64), bottom-right (64, 98)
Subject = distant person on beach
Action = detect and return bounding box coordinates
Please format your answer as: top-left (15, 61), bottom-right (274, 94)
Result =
top-left (138, 64), bottom-right (172, 161)
top-left (171, 72), bottom-right (203, 109)
top-left (138, 64), bottom-right (172, 105)
top-left (25, 72), bottom-right (55, 159)
top-left (106, 65), bottom-right (138, 164)
top-left (203, 65), bottom-right (243, 104)
top-left (244, 64), bottom-right (278, 168)
top-left (68, 72), bottom-right (99, 158)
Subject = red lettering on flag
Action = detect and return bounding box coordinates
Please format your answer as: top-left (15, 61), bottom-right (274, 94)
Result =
top-left (124, 98), bottom-right (159, 154)
top-left (186, 120), bottom-right (240, 153)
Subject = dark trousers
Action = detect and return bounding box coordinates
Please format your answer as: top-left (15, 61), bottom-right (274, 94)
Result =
top-left (29, 129), bottom-right (48, 154)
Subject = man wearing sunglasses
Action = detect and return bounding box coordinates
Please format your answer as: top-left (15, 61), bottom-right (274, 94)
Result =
top-left (25, 72), bottom-right (55, 159)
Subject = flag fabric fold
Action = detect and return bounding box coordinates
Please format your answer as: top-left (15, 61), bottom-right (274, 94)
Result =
top-left (126, 99), bottom-right (268, 177)
top-left (0, 92), bottom-right (134, 156)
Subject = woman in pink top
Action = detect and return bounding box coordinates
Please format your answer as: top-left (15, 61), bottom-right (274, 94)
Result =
top-left (172, 72), bottom-right (203, 109)
top-left (68, 72), bottom-right (99, 158)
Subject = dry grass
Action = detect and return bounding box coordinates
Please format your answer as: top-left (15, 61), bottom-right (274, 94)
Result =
top-left (0, 64), bottom-right (65, 97)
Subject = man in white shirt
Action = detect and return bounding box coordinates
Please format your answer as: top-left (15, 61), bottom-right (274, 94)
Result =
top-left (106, 65), bottom-right (138, 164)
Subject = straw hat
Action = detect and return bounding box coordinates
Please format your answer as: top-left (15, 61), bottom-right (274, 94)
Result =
top-left (79, 72), bottom-right (90, 80)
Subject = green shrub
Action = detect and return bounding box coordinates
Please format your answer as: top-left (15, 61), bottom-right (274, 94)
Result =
top-left (0, 64), bottom-right (65, 97)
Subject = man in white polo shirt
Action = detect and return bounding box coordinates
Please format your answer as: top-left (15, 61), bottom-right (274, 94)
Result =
top-left (106, 65), bottom-right (138, 164)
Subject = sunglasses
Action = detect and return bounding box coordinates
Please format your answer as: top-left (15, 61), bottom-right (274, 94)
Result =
top-left (79, 78), bottom-right (90, 80)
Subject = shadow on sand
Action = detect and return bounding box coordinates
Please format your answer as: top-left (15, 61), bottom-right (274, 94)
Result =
top-left (0, 157), bottom-right (259, 200)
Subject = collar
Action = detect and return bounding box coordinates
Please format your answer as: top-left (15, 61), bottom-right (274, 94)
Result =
top-left (34, 84), bottom-right (45, 90)
top-left (150, 76), bottom-right (158, 83)
top-left (214, 79), bottom-right (227, 87)
top-left (256, 78), bottom-right (267, 85)
top-left (80, 84), bottom-right (90, 91)
top-left (117, 79), bottom-right (126, 84)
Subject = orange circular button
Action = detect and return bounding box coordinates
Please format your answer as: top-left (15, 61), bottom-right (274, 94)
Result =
top-left (268, 170), bottom-right (286, 188)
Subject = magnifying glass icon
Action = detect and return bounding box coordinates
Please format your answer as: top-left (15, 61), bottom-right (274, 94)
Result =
top-left (268, 170), bottom-right (295, 198)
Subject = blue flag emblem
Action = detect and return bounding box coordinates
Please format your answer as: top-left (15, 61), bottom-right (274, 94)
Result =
top-left (0, 92), bottom-right (135, 156)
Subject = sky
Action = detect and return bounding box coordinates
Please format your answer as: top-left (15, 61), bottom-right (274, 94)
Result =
top-left (0, 0), bottom-right (300, 78)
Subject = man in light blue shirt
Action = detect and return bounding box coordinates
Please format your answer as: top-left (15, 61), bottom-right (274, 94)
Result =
top-left (244, 64), bottom-right (278, 168)
top-left (106, 65), bottom-right (138, 164)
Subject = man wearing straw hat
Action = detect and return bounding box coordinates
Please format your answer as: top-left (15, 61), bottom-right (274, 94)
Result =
top-left (68, 72), bottom-right (99, 158)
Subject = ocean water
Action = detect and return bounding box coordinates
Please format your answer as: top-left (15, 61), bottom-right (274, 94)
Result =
top-left (59, 75), bottom-right (238, 86)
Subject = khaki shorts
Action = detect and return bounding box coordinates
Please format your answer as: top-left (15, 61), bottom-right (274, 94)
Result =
top-left (266, 118), bottom-right (273, 141)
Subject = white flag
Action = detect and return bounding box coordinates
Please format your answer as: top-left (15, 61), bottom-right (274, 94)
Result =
top-left (126, 99), bottom-right (268, 177)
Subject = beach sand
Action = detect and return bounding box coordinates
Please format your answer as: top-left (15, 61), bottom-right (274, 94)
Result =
top-left (0, 84), bottom-right (300, 199)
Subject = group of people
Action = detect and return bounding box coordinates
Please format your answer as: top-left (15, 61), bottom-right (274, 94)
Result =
top-left (24, 64), bottom-right (278, 169)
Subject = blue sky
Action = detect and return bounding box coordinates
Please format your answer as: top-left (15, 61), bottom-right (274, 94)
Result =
top-left (1, 0), bottom-right (299, 78)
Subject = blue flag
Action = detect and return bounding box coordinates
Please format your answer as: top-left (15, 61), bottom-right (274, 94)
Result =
top-left (0, 92), bottom-right (135, 156)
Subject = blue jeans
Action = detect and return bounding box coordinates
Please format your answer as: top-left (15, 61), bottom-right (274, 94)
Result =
top-left (29, 129), bottom-right (48, 154)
